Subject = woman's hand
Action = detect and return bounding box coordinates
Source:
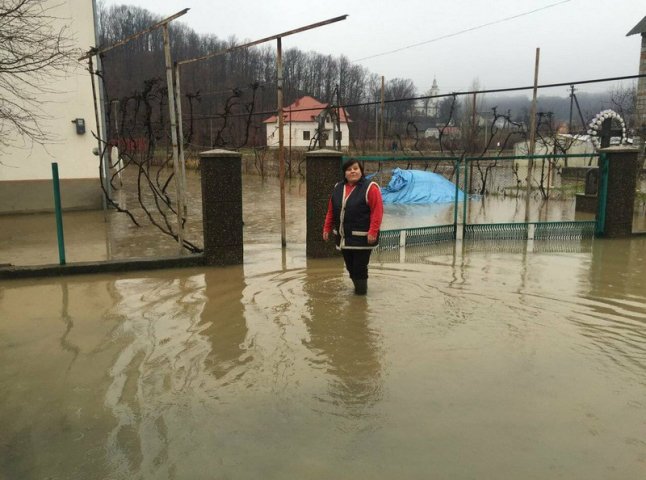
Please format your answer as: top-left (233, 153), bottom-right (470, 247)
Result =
top-left (323, 231), bottom-right (330, 241)
top-left (367, 233), bottom-right (377, 244)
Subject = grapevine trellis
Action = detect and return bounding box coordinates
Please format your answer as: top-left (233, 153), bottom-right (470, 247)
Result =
top-left (84, 5), bottom-right (644, 253)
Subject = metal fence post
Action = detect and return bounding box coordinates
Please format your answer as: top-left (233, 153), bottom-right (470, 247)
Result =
top-left (453, 158), bottom-right (461, 238)
top-left (51, 163), bottom-right (66, 265)
top-left (462, 157), bottom-right (469, 239)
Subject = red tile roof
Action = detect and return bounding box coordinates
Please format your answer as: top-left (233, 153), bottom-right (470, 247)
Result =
top-left (263, 95), bottom-right (350, 123)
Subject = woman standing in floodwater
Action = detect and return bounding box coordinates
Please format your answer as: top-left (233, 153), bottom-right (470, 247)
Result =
top-left (323, 158), bottom-right (384, 295)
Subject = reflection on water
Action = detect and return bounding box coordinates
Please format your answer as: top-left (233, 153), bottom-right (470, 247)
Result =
top-left (2, 173), bottom-right (646, 478)
top-left (1, 237), bottom-right (645, 478)
top-left (200, 268), bottom-right (249, 380)
top-left (302, 259), bottom-right (382, 415)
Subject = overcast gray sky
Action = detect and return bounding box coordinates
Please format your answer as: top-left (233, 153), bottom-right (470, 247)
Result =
top-left (101, 0), bottom-right (644, 95)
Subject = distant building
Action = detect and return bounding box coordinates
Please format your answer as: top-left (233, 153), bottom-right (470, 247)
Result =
top-left (514, 134), bottom-right (596, 159)
top-left (263, 96), bottom-right (350, 149)
top-left (425, 125), bottom-right (461, 139)
top-left (513, 135), bottom-right (598, 186)
top-left (0, 0), bottom-right (102, 214)
top-left (415, 78), bottom-right (440, 118)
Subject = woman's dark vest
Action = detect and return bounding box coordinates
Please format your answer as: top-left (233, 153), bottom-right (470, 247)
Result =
top-left (331, 177), bottom-right (379, 250)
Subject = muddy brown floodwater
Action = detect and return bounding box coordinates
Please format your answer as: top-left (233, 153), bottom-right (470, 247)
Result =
top-left (1, 172), bottom-right (645, 479)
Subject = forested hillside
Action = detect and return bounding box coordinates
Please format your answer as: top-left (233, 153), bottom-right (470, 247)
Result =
top-left (96, 4), bottom-right (632, 151)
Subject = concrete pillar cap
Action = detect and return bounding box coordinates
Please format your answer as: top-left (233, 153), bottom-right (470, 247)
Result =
top-left (599, 145), bottom-right (640, 153)
top-left (306, 149), bottom-right (343, 157)
top-left (199, 149), bottom-right (241, 158)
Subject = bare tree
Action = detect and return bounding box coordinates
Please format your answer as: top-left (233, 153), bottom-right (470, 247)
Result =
top-left (608, 83), bottom-right (637, 130)
top-left (0, 0), bottom-right (76, 150)
top-left (460, 78), bottom-right (485, 154)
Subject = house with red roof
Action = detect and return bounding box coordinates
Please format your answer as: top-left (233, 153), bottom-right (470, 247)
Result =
top-left (263, 96), bottom-right (350, 149)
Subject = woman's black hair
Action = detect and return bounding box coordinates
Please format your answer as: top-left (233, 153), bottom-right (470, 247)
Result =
top-left (341, 158), bottom-right (364, 176)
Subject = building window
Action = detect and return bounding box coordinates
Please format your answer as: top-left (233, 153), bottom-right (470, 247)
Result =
top-left (302, 131), bottom-right (310, 140)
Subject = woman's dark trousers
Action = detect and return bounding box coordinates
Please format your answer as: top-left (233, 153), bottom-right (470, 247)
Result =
top-left (341, 249), bottom-right (372, 295)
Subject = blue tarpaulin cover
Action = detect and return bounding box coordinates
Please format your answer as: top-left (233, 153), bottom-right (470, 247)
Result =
top-left (380, 168), bottom-right (465, 204)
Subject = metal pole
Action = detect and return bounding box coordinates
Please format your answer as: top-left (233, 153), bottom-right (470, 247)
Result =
top-left (462, 157), bottom-right (469, 240)
top-left (525, 47), bottom-right (540, 223)
top-left (177, 15), bottom-right (347, 67)
top-left (277, 37), bottom-right (287, 248)
top-left (375, 95), bottom-right (378, 151)
top-left (90, 0), bottom-right (110, 213)
top-left (51, 163), bottom-right (66, 265)
top-left (162, 24), bottom-right (185, 252)
top-left (380, 76), bottom-right (385, 151)
top-left (453, 158), bottom-right (460, 237)
top-left (87, 56), bottom-right (110, 213)
top-left (471, 93), bottom-right (477, 153)
top-left (174, 63), bottom-right (188, 221)
top-left (336, 84), bottom-right (342, 149)
top-left (80, 9), bottom-right (190, 61)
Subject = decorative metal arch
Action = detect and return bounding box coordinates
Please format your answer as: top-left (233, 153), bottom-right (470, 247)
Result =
top-left (587, 109), bottom-right (627, 150)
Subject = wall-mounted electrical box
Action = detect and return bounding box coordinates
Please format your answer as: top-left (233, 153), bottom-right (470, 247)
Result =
top-left (71, 118), bottom-right (86, 135)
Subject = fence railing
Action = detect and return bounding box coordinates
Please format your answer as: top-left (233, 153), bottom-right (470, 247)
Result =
top-left (344, 153), bottom-right (606, 250)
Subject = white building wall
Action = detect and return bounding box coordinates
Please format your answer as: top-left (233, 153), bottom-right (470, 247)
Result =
top-left (266, 121), bottom-right (350, 148)
top-left (512, 137), bottom-right (597, 186)
top-left (0, 0), bottom-right (101, 212)
top-left (513, 137), bottom-right (596, 167)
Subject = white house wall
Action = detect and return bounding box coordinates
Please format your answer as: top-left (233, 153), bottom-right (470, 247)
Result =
top-left (266, 121), bottom-right (350, 148)
top-left (0, 0), bottom-right (102, 213)
top-left (512, 138), bottom-right (597, 187)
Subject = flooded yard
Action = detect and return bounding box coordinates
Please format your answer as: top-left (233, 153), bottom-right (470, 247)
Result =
top-left (0, 171), bottom-right (644, 266)
top-left (1, 172), bottom-right (645, 479)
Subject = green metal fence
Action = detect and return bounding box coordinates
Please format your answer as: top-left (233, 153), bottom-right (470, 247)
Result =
top-left (462, 153), bottom-right (602, 241)
top-left (344, 156), bottom-right (462, 250)
top-left (343, 153), bottom-right (605, 250)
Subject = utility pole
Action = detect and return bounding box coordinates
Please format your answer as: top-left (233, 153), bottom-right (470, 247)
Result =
top-left (568, 85), bottom-right (575, 133)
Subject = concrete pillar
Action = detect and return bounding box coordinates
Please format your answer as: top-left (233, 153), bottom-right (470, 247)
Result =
top-left (306, 149), bottom-right (342, 258)
top-left (199, 149), bottom-right (243, 265)
top-left (636, 34), bottom-right (646, 168)
top-left (599, 146), bottom-right (640, 237)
